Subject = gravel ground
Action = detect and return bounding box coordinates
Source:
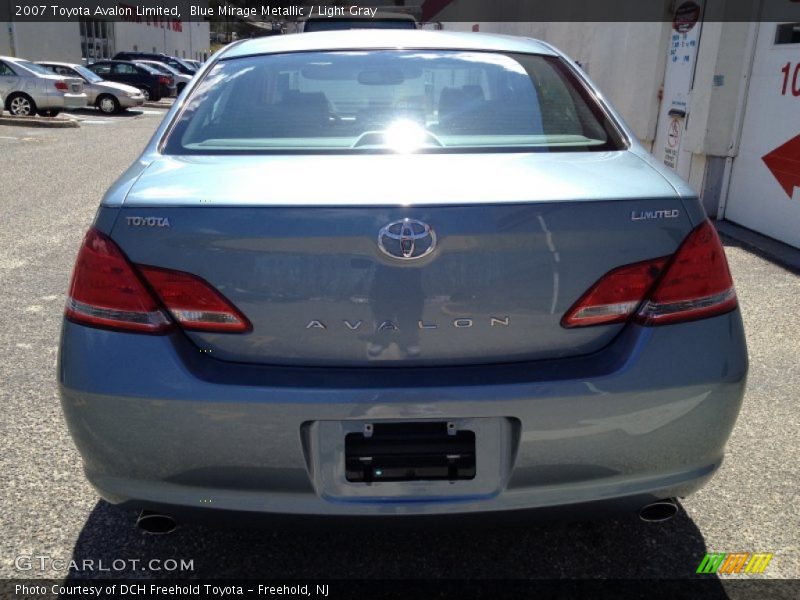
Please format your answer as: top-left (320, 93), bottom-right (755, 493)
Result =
top-left (0, 112), bottom-right (797, 587)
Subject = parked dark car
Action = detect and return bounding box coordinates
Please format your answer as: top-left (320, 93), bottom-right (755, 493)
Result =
top-left (86, 60), bottom-right (175, 101)
top-left (113, 52), bottom-right (196, 76)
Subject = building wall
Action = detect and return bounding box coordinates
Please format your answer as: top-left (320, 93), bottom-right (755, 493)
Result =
top-left (0, 22), bottom-right (81, 62)
top-left (442, 21), bottom-right (671, 147)
top-left (0, 20), bottom-right (209, 63)
top-left (113, 20), bottom-right (210, 61)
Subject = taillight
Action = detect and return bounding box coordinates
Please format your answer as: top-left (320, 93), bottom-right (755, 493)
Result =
top-left (137, 266), bottom-right (251, 333)
top-left (66, 229), bottom-right (171, 333)
top-left (54, 80), bottom-right (69, 92)
top-left (635, 220), bottom-right (737, 325)
top-left (66, 228), bottom-right (251, 334)
top-left (562, 257), bottom-right (668, 327)
top-left (159, 75), bottom-right (171, 85)
top-left (562, 220), bottom-right (737, 328)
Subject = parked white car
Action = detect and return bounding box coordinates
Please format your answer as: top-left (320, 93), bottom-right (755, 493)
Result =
top-left (0, 56), bottom-right (87, 116)
top-left (38, 61), bottom-right (145, 114)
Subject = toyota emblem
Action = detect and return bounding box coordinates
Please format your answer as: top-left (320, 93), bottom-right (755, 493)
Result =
top-left (377, 218), bottom-right (437, 260)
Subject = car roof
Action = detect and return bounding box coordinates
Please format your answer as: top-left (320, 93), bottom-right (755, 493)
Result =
top-left (221, 30), bottom-right (557, 60)
top-left (1, 55), bottom-right (35, 63)
top-left (36, 61), bottom-right (78, 67)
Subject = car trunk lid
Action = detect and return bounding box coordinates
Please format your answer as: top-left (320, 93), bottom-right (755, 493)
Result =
top-left (108, 151), bottom-right (693, 367)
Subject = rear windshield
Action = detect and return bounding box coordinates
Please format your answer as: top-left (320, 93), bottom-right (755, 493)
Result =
top-left (136, 63), bottom-right (160, 75)
top-left (139, 62), bottom-right (170, 74)
top-left (163, 50), bottom-right (625, 154)
top-left (15, 60), bottom-right (53, 76)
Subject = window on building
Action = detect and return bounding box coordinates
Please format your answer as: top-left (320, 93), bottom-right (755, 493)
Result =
top-left (775, 23), bottom-right (800, 44)
top-left (80, 18), bottom-right (115, 60)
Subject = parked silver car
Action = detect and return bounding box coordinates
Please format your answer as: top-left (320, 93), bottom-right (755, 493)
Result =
top-left (0, 56), bottom-right (86, 116)
top-left (38, 61), bottom-right (145, 114)
top-left (135, 60), bottom-right (192, 95)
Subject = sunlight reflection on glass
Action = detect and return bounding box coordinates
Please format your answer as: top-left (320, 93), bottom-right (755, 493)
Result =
top-left (384, 119), bottom-right (429, 153)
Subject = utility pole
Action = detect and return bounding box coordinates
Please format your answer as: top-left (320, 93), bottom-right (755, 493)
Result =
top-left (6, 0), bottom-right (19, 56)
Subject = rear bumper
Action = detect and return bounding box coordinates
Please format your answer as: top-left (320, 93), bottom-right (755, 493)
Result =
top-left (58, 312), bottom-right (747, 518)
top-left (48, 92), bottom-right (88, 110)
top-left (119, 94), bottom-right (145, 108)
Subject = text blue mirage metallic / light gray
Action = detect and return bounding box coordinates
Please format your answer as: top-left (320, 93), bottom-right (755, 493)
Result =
top-left (58, 30), bottom-right (747, 522)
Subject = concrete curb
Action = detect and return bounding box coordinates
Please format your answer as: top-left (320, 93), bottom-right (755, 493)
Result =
top-left (71, 110), bottom-right (145, 121)
top-left (716, 219), bottom-right (800, 275)
top-left (0, 114), bottom-right (79, 128)
top-left (143, 101), bottom-right (173, 109)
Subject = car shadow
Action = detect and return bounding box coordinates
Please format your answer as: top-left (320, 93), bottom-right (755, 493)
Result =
top-left (64, 499), bottom-right (729, 594)
top-left (68, 108), bottom-right (146, 118)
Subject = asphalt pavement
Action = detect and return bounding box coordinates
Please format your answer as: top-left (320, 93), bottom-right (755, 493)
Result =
top-left (0, 110), bottom-right (797, 586)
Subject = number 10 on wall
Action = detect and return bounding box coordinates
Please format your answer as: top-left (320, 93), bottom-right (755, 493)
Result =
top-left (780, 62), bottom-right (800, 96)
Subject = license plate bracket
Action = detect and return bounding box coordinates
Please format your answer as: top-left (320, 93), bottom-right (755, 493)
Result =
top-left (307, 417), bottom-right (515, 501)
top-left (345, 421), bottom-right (476, 482)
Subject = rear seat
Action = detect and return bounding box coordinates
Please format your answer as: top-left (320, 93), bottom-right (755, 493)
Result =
top-left (436, 85), bottom-right (544, 136)
top-left (206, 90), bottom-right (332, 139)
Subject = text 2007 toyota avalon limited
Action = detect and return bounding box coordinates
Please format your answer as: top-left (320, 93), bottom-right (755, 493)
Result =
top-left (58, 31), bottom-right (747, 528)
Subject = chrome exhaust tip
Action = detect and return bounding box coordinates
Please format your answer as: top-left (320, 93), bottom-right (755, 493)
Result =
top-left (135, 510), bottom-right (178, 534)
top-left (639, 499), bottom-right (679, 523)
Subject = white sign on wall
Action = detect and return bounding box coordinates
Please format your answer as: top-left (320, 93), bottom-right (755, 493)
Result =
top-left (653, 0), bottom-right (704, 178)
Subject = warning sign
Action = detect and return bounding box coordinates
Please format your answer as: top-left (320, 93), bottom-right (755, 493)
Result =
top-left (663, 117), bottom-right (682, 170)
top-left (673, 1), bottom-right (701, 34)
top-left (667, 117), bottom-right (681, 148)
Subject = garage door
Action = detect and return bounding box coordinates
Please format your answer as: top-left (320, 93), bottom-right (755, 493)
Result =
top-left (725, 20), bottom-right (800, 249)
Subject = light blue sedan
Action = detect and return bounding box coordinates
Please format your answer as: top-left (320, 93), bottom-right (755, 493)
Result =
top-left (58, 30), bottom-right (747, 532)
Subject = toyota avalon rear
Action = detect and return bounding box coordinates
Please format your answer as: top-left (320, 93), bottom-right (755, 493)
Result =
top-left (58, 31), bottom-right (747, 525)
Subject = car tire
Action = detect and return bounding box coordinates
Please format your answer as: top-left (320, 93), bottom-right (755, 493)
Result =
top-left (97, 94), bottom-right (120, 114)
top-left (137, 87), bottom-right (151, 101)
top-left (6, 93), bottom-right (36, 117)
top-left (177, 83), bottom-right (186, 95)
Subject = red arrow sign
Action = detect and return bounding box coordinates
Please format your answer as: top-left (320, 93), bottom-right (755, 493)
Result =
top-left (762, 134), bottom-right (800, 199)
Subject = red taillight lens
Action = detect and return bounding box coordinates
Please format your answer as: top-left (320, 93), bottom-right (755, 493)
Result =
top-left (562, 257), bottom-right (668, 327)
top-left (159, 75), bottom-right (170, 85)
top-left (137, 266), bottom-right (251, 333)
top-left (635, 220), bottom-right (737, 325)
top-left (66, 229), bottom-right (171, 333)
top-left (66, 229), bottom-right (250, 334)
top-left (563, 220), bottom-right (737, 328)
top-left (54, 80), bottom-right (69, 91)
